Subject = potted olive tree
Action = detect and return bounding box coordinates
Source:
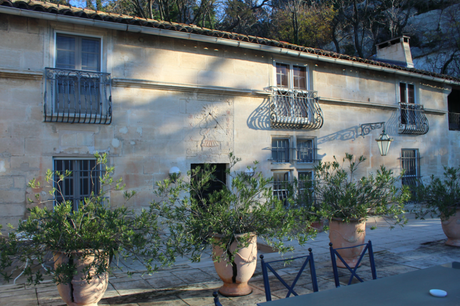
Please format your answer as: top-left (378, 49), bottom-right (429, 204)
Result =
top-left (413, 166), bottom-right (460, 247)
top-left (0, 153), bottom-right (171, 306)
top-left (310, 153), bottom-right (410, 268)
top-left (151, 153), bottom-right (317, 297)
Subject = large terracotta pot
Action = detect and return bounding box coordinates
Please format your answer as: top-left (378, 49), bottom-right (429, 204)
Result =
top-left (54, 250), bottom-right (109, 306)
top-left (441, 209), bottom-right (460, 247)
top-left (329, 219), bottom-right (366, 268)
top-left (212, 233), bottom-right (257, 297)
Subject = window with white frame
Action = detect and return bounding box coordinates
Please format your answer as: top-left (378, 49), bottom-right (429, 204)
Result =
top-left (400, 83), bottom-right (415, 104)
top-left (400, 82), bottom-right (416, 125)
top-left (56, 33), bottom-right (101, 71)
top-left (297, 139), bottom-right (314, 163)
top-left (276, 63), bottom-right (308, 90)
top-left (54, 159), bottom-right (103, 211)
top-left (55, 34), bottom-right (102, 114)
top-left (272, 138), bottom-right (290, 163)
top-left (273, 171), bottom-right (290, 205)
top-left (44, 32), bottom-right (112, 124)
top-left (271, 137), bottom-right (316, 206)
top-left (401, 149), bottom-right (420, 187)
top-left (271, 137), bottom-right (316, 163)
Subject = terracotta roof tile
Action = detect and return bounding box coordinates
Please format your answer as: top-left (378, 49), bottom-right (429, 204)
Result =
top-left (1, 0), bottom-right (459, 83)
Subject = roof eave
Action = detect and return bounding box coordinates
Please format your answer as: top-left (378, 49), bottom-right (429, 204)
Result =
top-left (1, 4), bottom-right (459, 86)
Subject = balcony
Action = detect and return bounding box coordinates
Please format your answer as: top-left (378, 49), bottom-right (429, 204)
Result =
top-left (449, 112), bottom-right (460, 131)
top-left (398, 102), bottom-right (429, 135)
top-left (44, 68), bottom-right (112, 124)
top-left (270, 87), bottom-right (323, 130)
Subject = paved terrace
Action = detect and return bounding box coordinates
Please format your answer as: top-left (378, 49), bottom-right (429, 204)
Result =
top-left (1, 216), bottom-right (459, 306)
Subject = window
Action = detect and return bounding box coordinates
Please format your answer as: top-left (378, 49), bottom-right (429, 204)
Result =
top-left (298, 171), bottom-right (313, 189)
top-left (190, 163), bottom-right (227, 207)
top-left (401, 149), bottom-right (420, 187)
top-left (55, 34), bottom-right (102, 114)
top-left (272, 139), bottom-right (290, 163)
top-left (297, 171), bottom-right (315, 207)
top-left (276, 63), bottom-right (307, 90)
top-left (448, 89), bottom-right (460, 131)
top-left (54, 159), bottom-right (102, 211)
top-left (400, 83), bottom-right (415, 104)
top-left (56, 34), bottom-right (101, 71)
top-left (273, 171), bottom-right (290, 205)
top-left (271, 138), bottom-right (316, 163)
top-left (271, 137), bottom-right (316, 206)
top-left (297, 139), bottom-right (314, 163)
top-left (44, 33), bottom-right (112, 124)
top-left (400, 82), bottom-right (415, 125)
top-left (397, 82), bottom-right (429, 135)
top-left (271, 62), bottom-right (323, 130)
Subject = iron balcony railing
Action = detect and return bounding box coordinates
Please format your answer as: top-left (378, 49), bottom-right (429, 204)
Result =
top-left (44, 68), bottom-right (112, 124)
top-left (398, 102), bottom-right (429, 135)
top-left (270, 87), bottom-right (324, 130)
top-left (449, 112), bottom-right (460, 131)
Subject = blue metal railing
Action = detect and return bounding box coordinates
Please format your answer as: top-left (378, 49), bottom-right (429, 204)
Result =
top-left (44, 68), bottom-right (112, 124)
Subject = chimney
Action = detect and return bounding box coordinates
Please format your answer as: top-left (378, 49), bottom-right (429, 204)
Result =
top-left (376, 36), bottom-right (414, 68)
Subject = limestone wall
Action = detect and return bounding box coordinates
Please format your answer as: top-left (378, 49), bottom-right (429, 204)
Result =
top-left (0, 13), bottom-right (457, 229)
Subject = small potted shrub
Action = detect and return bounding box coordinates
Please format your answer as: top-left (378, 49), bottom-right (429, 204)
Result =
top-left (151, 153), bottom-right (317, 297)
top-left (311, 153), bottom-right (410, 267)
top-left (413, 166), bottom-right (460, 247)
top-left (0, 153), bottom-right (171, 306)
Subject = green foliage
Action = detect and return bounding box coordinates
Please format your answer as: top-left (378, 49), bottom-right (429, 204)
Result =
top-left (0, 153), bottom-right (170, 285)
top-left (271, 2), bottom-right (337, 48)
top-left (310, 153), bottom-right (409, 226)
top-left (151, 153), bottom-right (317, 264)
top-left (413, 166), bottom-right (460, 220)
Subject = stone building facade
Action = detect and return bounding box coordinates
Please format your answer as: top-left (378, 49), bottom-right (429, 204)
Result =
top-left (0, 0), bottom-right (459, 228)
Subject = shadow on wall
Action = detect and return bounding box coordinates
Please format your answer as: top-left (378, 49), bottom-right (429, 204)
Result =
top-left (247, 98), bottom-right (271, 130)
top-left (317, 126), bottom-right (360, 145)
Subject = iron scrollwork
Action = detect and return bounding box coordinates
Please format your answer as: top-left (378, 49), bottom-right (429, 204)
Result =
top-left (360, 122), bottom-right (385, 137)
top-left (44, 68), bottom-right (112, 124)
top-left (398, 102), bottom-right (429, 135)
top-left (269, 87), bottom-right (324, 130)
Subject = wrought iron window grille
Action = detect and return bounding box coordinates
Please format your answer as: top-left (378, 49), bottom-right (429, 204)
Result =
top-left (53, 159), bottom-right (105, 212)
top-left (399, 153), bottom-right (422, 188)
top-left (269, 147), bottom-right (320, 163)
top-left (398, 102), bottom-right (429, 135)
top-left (269, 87), bottom-right (323, 130)
top-left (270, 142), bottom-right (292, 163)
top-left (44, 68), bottom-right (112, 124)
top-left (272, 178), bottom-right (317, 208)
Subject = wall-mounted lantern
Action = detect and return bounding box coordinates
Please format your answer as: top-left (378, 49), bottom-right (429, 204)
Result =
top-left (360, 122), bottom-right (394, 156)
top-left (244, 167), bottom-right (255, 177)
top-left (169, 166), bottom-right (181, 182)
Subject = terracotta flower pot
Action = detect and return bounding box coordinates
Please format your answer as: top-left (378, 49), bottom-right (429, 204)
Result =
top-left (212, 234), bottom-right (257, 297)
top-left (54, 250), bottom-right (109, 306)
top-left (329, 219), bottom-right (366, 268)
top-left (441, 209), bottom-right (460, 247)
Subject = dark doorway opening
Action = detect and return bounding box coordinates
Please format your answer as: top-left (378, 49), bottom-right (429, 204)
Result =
top-left (448, 88), bottom-right (460, 131)
top-left (190, 163), bottom-right (227, 206)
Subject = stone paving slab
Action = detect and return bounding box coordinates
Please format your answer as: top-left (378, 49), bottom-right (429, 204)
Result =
top-left (1, 217), bottom-right (457, 306)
